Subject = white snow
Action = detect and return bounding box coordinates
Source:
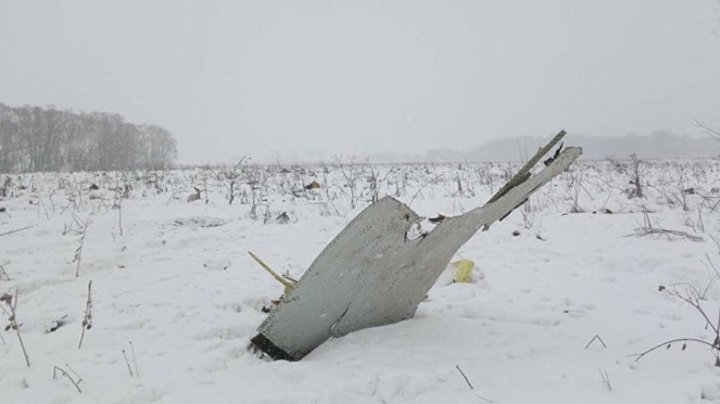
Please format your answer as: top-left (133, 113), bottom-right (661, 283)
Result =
top-left (1, 159), bottom-right (720, 403)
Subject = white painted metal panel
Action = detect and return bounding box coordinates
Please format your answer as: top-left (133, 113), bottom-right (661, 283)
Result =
top-left (253, 147), bottom-right (582, 360)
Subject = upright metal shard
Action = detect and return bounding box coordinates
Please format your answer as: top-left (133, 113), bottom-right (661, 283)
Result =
top-left (252, 145), bottom-right (582, 360)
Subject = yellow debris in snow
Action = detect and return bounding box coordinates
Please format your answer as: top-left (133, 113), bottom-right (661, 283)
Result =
top-left (452, 259), bottom-right (475, 283)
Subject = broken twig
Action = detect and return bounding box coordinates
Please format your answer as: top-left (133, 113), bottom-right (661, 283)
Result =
top-left (78, 280), bottom-right (93, 349)
top-left (455, 365), bottom-right (494, 403)
top-left (0, 226), bottom-right (33, 238)
top-left (584, 334), bottom-right (608, 349)
top-left (53, 366), bottom-right (82, 393)
top-left (626, 228), bottom-right (703, 242)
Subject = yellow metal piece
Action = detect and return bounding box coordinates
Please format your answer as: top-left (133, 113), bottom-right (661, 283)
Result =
top-left (248, 251), bottom-right (296, 295)
top-left (452, 259), bottom-right (475, 283)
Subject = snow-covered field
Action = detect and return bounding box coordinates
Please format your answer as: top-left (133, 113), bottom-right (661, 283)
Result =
top-left (2, 158), bottom-right (720, 403)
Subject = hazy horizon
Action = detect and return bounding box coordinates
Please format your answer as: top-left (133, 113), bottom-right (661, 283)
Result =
top-left (2, 1), bottom-right (719, 164)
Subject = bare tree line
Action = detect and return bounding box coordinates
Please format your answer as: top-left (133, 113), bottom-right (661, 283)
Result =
top-left (0, 103), bottom-right (177, 173)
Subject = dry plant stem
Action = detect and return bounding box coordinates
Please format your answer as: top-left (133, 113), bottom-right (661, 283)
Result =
top-left (663, 285), bottom-right (719, 336)
top-left (122, 349), bottom-right (134, 377)
top-left (693, 117), bottom-right (720, 139)
top-left (64, 363), bottom-right (83, 384)
top-left (8, 290), bottom-right (31, 367)
top-left (0, 226), bottom-right (34, 237)
top-left (705, 254), bottom-right (720, 281)
top-left (203, 177), bottom-right (209, 204)
top-left (629, 227), bottom-right (704, 242)
top-left (628, 209), bottom-right (703, 241)
top-left (635, 283), bottom-right (720, 365)
top-left (117, 198), bottom-right (123, 236)
top-left (226, 157), bottom-right (247, 205)
top-left (455, 365), bottom-right (475, 390)
top-left (633, 338), bottom-right (716, 362)
top-left (78, 280), bottom-right (93, 349)
top-left (598, 369), bottom-right (612, 392)
top-left (584, 334), bottom-right (608, 349)
top-left (53, 366), bottom-right (82, 393)
top-left (334, 155), bottom-right (360, 210)
top-left (697, 207), bottom-right (705, 232)
top-left (74, 218), bottom-right (91, 277)
top-left (0, 262), bottom-right (10, 281)
top-left (455, 365), bottom-right (494, 403)
top-left (408, 174), bottom-right (443, 207)
top-left (129, 340), bottom-right (140, 377)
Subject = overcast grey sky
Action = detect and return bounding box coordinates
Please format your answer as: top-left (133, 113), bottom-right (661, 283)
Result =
top-left (1, 0), bottom-right (719, 163)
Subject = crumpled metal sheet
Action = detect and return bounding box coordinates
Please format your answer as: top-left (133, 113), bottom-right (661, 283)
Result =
top-left (252, 147), bottom-right (582, 360)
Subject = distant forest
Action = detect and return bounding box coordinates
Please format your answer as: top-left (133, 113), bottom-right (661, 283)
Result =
top-left (363, 131), bottom-right (720, 163)
top-left (0, 103), bottom-right (177, 173)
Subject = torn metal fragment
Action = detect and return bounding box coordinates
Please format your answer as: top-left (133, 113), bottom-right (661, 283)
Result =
top-left (252, 141), bottom-right (582, 361)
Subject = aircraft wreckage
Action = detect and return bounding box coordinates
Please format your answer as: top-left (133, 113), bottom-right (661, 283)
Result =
top-left (250, 130), bottom-right (582, 361)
